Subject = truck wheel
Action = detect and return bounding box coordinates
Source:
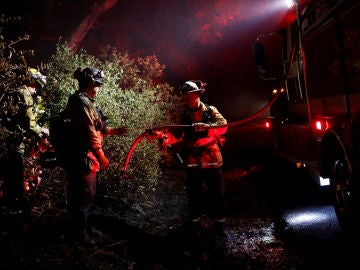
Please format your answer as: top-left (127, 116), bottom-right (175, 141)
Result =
top-left (330, 158), bottom-right (354, 230)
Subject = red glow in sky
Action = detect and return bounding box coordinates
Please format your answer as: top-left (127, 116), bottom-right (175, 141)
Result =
top-left (2, 0), bottom-right (298, 118)
top-left (3, 0), bottom-right (296, 83)
top-left (72, 0), bottom-right (294, 84)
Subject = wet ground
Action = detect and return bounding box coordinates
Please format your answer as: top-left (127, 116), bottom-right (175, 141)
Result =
top-left (0, 150), bottom-right (356, 269)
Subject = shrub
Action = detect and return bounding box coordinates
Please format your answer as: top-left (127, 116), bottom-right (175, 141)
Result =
top-left (43, 42), bottom-right (184, 228)
top-left (0, 15), bottom-right (48, 192)
top-left (1, 14), bottom-right (185, 229)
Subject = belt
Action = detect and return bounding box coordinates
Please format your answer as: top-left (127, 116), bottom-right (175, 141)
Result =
top-left (185, 138), bottom-right (218, 150)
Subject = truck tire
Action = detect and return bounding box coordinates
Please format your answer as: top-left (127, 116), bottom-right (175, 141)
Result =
top-left (330, 158), bottom-right (354, 231)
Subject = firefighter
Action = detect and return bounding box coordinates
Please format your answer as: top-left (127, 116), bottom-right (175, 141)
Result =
top-left (152, 80), bottom-right (228, 233)
top-left (62, 66), bottom-right (127, 245)
top-left (0, 68), bottom-right (49, 212)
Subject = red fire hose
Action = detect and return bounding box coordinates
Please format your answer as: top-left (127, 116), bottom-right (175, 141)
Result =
top-left (120, 90), bottom-right (282, 179)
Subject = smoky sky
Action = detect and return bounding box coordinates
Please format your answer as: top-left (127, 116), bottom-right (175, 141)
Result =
top-left (79, 0), bottom-right (292, 83)
top-left (2, 0), bottom-right (296, 118)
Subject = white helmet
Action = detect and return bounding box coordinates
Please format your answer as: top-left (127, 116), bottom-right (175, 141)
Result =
top-left (179, 80), bottom-right (206, 95)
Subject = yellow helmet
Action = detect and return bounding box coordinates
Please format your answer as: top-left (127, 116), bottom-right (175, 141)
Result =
top-left (28, 68), bottom-right (47, 89)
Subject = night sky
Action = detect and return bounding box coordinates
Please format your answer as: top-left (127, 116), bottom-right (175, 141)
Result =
top-left (2, 0), bottom-right (299, 120)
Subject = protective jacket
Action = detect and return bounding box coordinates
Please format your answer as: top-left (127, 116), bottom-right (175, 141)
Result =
top-left (5, 86), bottom-right (43, 154)
top-left (64, 91), bottom-right (106, 174)
top-left (165, 102), bottom-right (227, 168)
top-left (18, 86), bottom-right (43, 135)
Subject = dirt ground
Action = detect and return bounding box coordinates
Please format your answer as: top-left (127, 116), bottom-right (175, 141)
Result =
top-left (0, 157), bottom-right (301, 270)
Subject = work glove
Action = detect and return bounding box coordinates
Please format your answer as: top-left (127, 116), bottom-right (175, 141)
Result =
top-left (145, 129), bottom-right (163, 140)
top-left (95, 150), bottom-right (109, 171)
top-left (192, 122), bottom-right (209, 132)
top-left (39, 127), bottom-right (50, 138)
top-left (106, 126), bottom-right (128, 136)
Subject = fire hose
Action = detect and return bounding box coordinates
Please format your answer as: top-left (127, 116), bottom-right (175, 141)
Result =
top-left (120, 90), bottom-right (283, 179)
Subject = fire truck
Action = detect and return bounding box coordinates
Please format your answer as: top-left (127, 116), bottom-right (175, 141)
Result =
top-left (254, 0), bottom-right (360, 230)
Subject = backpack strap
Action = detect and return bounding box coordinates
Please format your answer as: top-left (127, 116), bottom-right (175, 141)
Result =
top-left (202, 103), bottom-right (226, 148)
top-left (202, 103), bottom-right (213, 122)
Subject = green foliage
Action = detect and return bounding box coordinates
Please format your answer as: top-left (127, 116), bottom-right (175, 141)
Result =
top-left (1, 16), bottom-right (185, 228)
top-left (0, 15), bottom-right (51, 191)
top-left (0, 15), bottom-right (35, 92)
top-left (44, 42), bottom-right (181, 207)
top-left (44, 42), bottom-right (98, 113)
top-left (0, 15), bottom-right (47, 131)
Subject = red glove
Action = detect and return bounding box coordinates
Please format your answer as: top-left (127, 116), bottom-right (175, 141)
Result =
top-left (145, 129), bottom-right (163, 141)
top-left (106, 126), bottom-right (127, 136)
top-left (192, 122), bottom-right (209, 132)
top-left (95, 150), bottom-right (109, 171)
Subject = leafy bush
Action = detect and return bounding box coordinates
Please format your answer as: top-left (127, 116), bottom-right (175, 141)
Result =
top-left (1, 15), bottom-right (186, 229)
top-left (43, 42), bottom-right (184, 226)
top-left (0, 16), bottom-right (33, 92)
top-left (0, 15), bottom-right (48, 191)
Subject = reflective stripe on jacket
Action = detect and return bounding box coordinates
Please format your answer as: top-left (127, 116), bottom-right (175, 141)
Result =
top-left (179, 102), bottom-right (227, 169)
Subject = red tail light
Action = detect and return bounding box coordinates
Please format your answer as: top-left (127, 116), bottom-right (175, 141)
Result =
top-left (314, 120), bottom-right (329, 131)
top-left (315, 121), bottom-right (322, 130)
top-left (265, 120), bottom-right (271, 129)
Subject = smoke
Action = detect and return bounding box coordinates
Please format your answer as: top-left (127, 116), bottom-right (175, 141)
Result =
top-left (76, 0), bottom-right (292, 83)
top-left (2, 0), bottom-right (294, 90)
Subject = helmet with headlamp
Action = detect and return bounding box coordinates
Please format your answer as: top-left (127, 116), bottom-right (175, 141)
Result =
top-left (83, 67), bottom-right (104, 85)
top-left (179, 80), bottom-right (206, 95)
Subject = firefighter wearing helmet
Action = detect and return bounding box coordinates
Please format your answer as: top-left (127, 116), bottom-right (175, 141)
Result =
top-left (61, 66), bottom-right (127, 244)
top-left (151, 80), bottom-right (228, 233)
top-left (1, 67), bottom-right (50, 211)
top-left (28, 68), bottom-right (47, 89)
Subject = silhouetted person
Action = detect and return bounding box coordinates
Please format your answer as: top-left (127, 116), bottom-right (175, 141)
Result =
top-left (1, 68), bottom-right (49, 212)
top-left (152, 80), bottom-right (228, 231)
top-left (62, 66), bottom-right (127, 245)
